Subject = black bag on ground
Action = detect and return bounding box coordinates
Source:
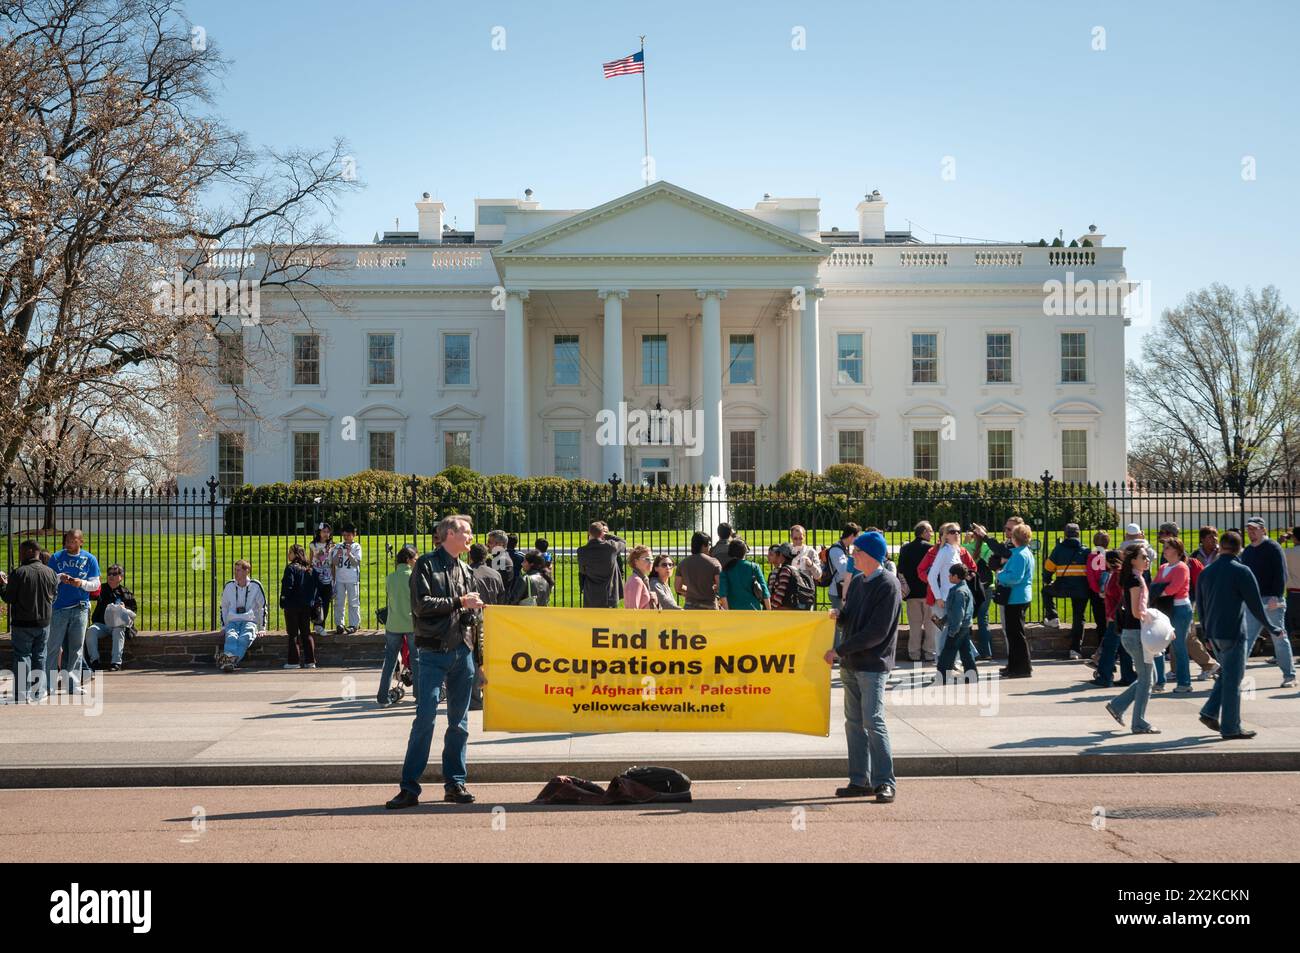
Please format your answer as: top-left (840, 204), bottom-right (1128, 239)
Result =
top-left (608, 765), bottom-right (692, 803)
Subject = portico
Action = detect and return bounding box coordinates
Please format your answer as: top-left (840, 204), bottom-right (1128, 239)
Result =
top-left (491, 181), bottom-right (830, 484)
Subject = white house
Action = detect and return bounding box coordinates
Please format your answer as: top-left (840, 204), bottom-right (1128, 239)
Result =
top-left (182, 180), bottom-right (1131, 492)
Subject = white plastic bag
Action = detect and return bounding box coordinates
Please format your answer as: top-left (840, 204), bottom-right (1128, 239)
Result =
top-left (1140, 607), bottom-right (1175, 661)
top-left (105, 602), bottom-right (136, 629)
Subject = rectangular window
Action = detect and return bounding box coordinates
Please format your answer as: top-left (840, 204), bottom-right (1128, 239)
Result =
top-left (293, 432), bottom-right (320, 482)
top-left (216, 332), bottom-right (243, 386)
top-left (987, 429), bottom-right (1014, 480)
top-left (838, 430), bottom-right (864, 465)
top-left (986, 332), bottom-right (1011, 384)
top-left (913, 430), bottom-right (939, 481)
top-left (444, 430), bottom-right (471, 469)
top-left (553, 335), bottom-right (580, 386)
top-left (640, 457), bottom-right (671, 487)
top-left (836, 333), bottom-right (864, 385)
top-left (729, 335), bottom-right (756, 385)
top-left (1060, 332), bottom-right (1087, 383)
top-left (292, 334), bottom-right (320, 386)
top-left (554, 430), bottom-right (581, 479)
top-left (217, 432), bottom-right (244, 493)
top-left (444, 333), bottom-right (471, 386)
top-left (642, 334), bottom-right (668, 386)
top-left (368, 333), bottom-right (395, 386)
top-left (911, 332), bottom-right (938, 384)
top-left (369, 431), bottom-right (396, 472)
top-left (1062, 429), bottom-right (1089, 482)
top-left (730, 431), bottom-right (756, 485)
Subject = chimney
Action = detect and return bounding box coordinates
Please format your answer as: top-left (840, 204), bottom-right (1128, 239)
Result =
top-left (416, 192), bottom-right (445, 243)
top-left (855, 190), bottom-right (886, 242)
top-left (1077, 223), bottom-right (1105, 247)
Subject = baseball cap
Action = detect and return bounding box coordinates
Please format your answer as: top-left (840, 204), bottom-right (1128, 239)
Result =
top-left (1246, 516), bottom-right (1267, 528)
top-left (1124, 523), bottom-right (1142, 536)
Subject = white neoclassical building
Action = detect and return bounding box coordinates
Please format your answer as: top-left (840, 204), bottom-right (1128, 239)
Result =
top-left (183, 180), bottom-right (1132, 492)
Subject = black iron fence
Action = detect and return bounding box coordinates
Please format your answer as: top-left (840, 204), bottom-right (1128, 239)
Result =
top-left (3, 473), bottom-right (1298, 633)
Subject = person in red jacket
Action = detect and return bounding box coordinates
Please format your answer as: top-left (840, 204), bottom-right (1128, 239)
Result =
top-left (1088, 550), bottom-right (1137, 688)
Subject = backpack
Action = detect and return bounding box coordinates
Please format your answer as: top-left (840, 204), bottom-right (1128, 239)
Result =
top-left (608, 766), bottom-right (692, 803)
top-left (790, 567), bottom-right (818, 610)
top-left (816, 543), bottom-right (844, 588)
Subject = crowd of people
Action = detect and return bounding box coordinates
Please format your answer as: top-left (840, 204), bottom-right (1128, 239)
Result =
top-left (4, 512), bottom-right (1298, 805)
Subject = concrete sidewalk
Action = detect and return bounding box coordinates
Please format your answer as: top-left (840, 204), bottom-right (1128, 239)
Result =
top-left (2, 659), bottom-right (1298, 787)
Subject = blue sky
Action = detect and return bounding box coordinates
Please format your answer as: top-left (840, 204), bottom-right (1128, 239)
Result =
top-left (188, 0), bottom-right (1298, 351)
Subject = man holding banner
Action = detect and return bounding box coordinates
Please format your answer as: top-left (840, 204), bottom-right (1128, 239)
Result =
top-left (387, 514), bottom-right (484, 809)
top-left (826, 530), bottom-right (901, 803)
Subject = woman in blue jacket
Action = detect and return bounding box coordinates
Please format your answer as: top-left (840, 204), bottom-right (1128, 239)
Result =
top-left (996, 522), bottom-right (1035, 678)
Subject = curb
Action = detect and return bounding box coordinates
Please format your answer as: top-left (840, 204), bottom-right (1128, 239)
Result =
top-left (4, 749), bottom-right (1299, 788)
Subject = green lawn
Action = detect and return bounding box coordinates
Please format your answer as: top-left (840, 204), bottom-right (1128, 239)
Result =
top-left (0, 526), bottom-right (1226, 632)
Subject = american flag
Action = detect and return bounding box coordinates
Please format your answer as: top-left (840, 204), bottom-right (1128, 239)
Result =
top-left (602, 50), bottom-right (644, 78)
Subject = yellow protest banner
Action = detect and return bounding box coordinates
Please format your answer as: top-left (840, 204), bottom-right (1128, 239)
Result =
top-left (482, 606), bottom-right (834, 736)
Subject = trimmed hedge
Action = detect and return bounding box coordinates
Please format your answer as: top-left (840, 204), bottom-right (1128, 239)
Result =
top-left (728, 474), bottom-right (1118, 535)
top-left (222, 468), bottom-right (1118, 537)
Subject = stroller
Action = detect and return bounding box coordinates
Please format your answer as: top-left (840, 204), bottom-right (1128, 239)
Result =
top-left (385, 635), bottom-right (415, 705)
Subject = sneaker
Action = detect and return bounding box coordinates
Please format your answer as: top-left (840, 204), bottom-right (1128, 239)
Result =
top-left (346, 626), bottom-right (359, 635)
top-left (283, 663), bottom-right (300, 670)
top-left (304, 662), bottom-right (317, 669)
top-left (444, 784), bottom-right (475, 804)
top-left (1132, 725), bottom-right (1162, 735)
top-left (835, 783), bottom-right (873, 798)
top-left (1172, 684), bottom-right (1193, 694)
top-left (1198, 663), bottom-right (1220, 681)
top-left (1069, 650), bottom-right (1082, 660)
top-left (1044, 618), bottom-right (1061, 629)
top-left (1152, 683), bottom-right (1167, 693)
top-left (108, 663), bottom-right (121, 672)
top-left (334, 626), bottom-right (346, 635)
top-left (1084, 658), bottom-right (1099, 669)
top-left (1282, 677), bottom-right (1297, 688)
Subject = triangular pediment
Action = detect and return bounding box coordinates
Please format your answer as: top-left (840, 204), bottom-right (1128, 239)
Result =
top-left (493, 181), bottom-right (830, 259)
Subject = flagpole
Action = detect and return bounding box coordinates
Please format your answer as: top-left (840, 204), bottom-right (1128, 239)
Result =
top-left (639, 35), bottom-right (650, 180)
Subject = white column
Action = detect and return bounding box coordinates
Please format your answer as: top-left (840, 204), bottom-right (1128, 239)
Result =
top-left (697, 289), bottom-right (726, 482)
top-left (800, 288), bottom-right (825, 473)
top-left (598, 289), bottom-right (628, 482)
top-left (503, 289), bottom-right (529, 475)
top-left (687, 314), bottom-right (702, 484)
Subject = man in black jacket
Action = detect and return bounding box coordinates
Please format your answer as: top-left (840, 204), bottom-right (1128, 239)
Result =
top-left (576, 521), bottom-right (626, 608)
top-left (1, 540), bottom-right (58, 702)
top-left (387, 514), bottom-right (485, 809)
top-left (896, 522), bottom-right (933, 662)
top-left (825, 530), bottom-right (901, 803)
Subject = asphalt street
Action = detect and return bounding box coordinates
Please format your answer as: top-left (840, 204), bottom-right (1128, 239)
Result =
top-left (3, 773), bottom-right (1296, 862)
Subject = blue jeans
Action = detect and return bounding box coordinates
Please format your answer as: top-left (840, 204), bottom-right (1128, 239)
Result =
top-left (85, 623), bottom-right (126, 666)
top-left (45, 604), bottom-right (88, 694)
top-left (1094, 621), bottom-right (1137, 687)
top-left (973, 597), bottom-right (992, 657)
top-left (830, 592), bottom-right (843, 649)
top-left (400, 643), bottom-right (475, 795)
top-left (937, 624), bottom-right (977, 676)
top-left (10, 625), bottom-right (48, 701)
top-left (1247, 603), bottom-right (1294, 680)
top-left (841, 668), bottom-right (895, 790)
top-left (1201, 636), bottom-right (1249, 736)
top-left (378, 632), bottom-right (414, 705)
top-left (222, 621), bottom-right (258, 663)
top-left (1110, 629), bottom-right (1154, 731)
top-left (1169, 603), bottom-right (1193, 688)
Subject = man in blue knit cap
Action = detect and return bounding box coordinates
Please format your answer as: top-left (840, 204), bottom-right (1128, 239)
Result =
top-left (825, 530), bottom-right (901, 803)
